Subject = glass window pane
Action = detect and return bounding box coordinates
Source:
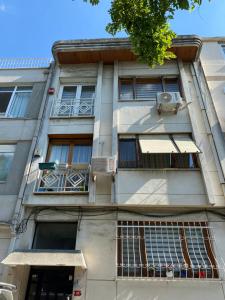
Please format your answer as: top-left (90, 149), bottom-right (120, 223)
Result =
top-left (0, 87), bottom-right (14, 92)
top-left (0, 152), bottom-right (14, 181)
top-left (136, 79), bottom-right (163, 100)
top-left (0, 92), bottom-right (12, 113)
top-left (16, 86), bottom-right (32, 92)
top-left (49, 145), bottom-right (69, 164)
top-left (80, 86), bottom-right (95, 99)
top-left (32, 223), bottom-right (77, 250)
top-left (72, 145), bottom-right (92, 164)
top-left (120, 79), bottom-right (133, 100)
top-left (164, 78), bottom-right (180, 93)
top-left (61, 86), bottom-right (77, 103)
top-left (119, 140), bottom-right (136, 168)
top-left (7, 91), bottom-right (31, 117)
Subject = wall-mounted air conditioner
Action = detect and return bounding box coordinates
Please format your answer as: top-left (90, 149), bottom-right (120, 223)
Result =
top-left (91, 157), bottom-right (116, 175)
top-left (157, 92), bottom-right (183, 114)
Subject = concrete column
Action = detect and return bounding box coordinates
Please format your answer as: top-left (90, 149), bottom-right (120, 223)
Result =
top-left (89, 61), bottom-right (103, 203)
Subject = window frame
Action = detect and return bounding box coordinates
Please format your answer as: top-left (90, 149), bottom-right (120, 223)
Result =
top-left (0, 86), bottom-right (32, 117)
top-left (59, 84), bottom-right (96, 101)
top-left (118, 77), bottom-right (181, 101)
top-left (47, 138), bottom-right (93, 166)
top-left (118, 136), bottom-right (199, 169)
top-left (117, 221), bottom-right (219, 279)
top-left (32, 222), bottom-right (77, 250)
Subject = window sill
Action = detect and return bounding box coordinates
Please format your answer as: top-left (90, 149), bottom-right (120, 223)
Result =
top-left (118, 168), bottom-right (200, 171)
top-left (0, 117), bottom-right (34, 120)
top-left (0, 181), bottom-right (7, 184)
top-left (33, 191), bottom-right (89, 195)
top-left (49, 115), bottom-right (95, 120)
top-left (118, 99), bottom-right (156, 103)
top-left (116, 277), bottom-right (221, 282)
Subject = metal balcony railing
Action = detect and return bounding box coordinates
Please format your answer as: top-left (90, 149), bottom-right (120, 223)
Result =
top-left (51, 98), bottom-right (95, 117)
top-left (0, 58), bottom-right (52, 69)
top-left (35, 165), bottom-right (89, 193)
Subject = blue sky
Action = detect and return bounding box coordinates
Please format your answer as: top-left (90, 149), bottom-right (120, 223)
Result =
top-left (0, 0), bottom-right (224, 58)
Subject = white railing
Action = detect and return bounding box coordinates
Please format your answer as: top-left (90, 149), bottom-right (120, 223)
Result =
top-left (0, 58), bottom-right (52, 69)
top-left (51, 98), bottom-right (95, 117)
top-left (35, 165), bottom-right (89, 193)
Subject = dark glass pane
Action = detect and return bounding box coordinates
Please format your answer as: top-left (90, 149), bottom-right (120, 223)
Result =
top-left (0, 92), bottom-right (12, 113)
top-left (32, 223), bottom-right (77, 250)
top-left (139, 154), bottom-right (170, 168)
top-left (164, 78), bottom-right (180, 93)
top-left (136, 78), bottom-right (163, 100)
top-left (171, 154), bottom-right (197, 168)
top-left (119, 139), bottom-right (136, 168)
top-left (80, 86), bottom-right (95, 99)
top-left (119, 79), bottom-right (134, 100)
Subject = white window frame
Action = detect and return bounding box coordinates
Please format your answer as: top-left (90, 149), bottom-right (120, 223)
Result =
top-left (55, 84), bottom-right (95, 117)
top-left (0, 86), bottom-right (32, 118)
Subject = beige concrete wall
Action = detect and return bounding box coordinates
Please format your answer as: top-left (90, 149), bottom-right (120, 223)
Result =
top-left (8, 211), bottom-right (225, 300)
top-left (201, 42), bottom-right (225, 132)
top-left (0, 68), bottom-right (48, 83)
top-left (117, 170), bottom-right (207, 206)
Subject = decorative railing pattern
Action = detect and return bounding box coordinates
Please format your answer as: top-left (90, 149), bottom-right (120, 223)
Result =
top-left (36, 165), bottom-right (89, 193)
top-left (0, 58), bottom-right (52, 69)
top-left (51, 99), bottom-right (95, 117)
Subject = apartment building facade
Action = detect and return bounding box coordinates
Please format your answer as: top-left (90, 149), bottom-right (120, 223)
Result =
top-left (1, 36), bottom-right (225, 300)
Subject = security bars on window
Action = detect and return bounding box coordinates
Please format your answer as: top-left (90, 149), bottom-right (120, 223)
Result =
top-left (117, 221), bottom-right (222, 279)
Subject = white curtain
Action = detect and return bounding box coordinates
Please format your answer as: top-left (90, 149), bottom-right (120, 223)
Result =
top-left (7, 92), bottom-right (31, 117)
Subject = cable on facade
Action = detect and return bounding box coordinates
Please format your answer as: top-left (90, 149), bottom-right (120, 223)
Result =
top-left (14, 206), bottom-right (225, 235)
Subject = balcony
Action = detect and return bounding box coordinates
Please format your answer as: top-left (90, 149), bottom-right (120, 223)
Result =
top-left (51, 98), bottom-right (95, 118)
top-left (35, 164), bottom-right (89, 193)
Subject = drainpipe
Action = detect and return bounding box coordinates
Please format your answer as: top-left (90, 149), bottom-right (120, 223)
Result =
top-left (191, 62), bottom-right (225, 197)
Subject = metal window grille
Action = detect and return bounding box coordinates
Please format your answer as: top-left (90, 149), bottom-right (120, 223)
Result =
top-left (117, 221), bottom-right (223, 280)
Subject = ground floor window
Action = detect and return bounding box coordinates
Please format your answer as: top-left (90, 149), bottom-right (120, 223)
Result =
top-left (117, 221), bottom-right (218, 279)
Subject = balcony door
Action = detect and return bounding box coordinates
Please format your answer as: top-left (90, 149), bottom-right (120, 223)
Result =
top-left (38, 138), bottom-right (92, 192)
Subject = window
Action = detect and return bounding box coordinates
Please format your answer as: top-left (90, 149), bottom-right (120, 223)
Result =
top-left (0, 86), bottom-right (32, 117)
top-left (117, 221), bottom-right (219, 279)
top-left (221, 45), bottom-right (225, 57)
top-left (54, 85), bottom-right (95, 117)
top-left (0, 145), bottom-right (15, 181)
top-left (48, 138), bottom-right (92, 165)
top-left (37, 137), bottom-right (92, 192)
top-left (32, 223), bottom-right (77, 250)
top-left (118, 135), bottom-right (199, 169)
top-left (119, 77), bottom-right (180, 101)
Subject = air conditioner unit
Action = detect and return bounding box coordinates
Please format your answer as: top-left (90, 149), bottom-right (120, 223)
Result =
top-left (91, 157), bottom-right (116, 175)
top-left (157, 92), bottom-right (183, 114)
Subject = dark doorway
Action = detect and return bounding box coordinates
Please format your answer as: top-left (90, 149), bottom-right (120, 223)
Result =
top-left (25, 267), bottom-right (74, 300)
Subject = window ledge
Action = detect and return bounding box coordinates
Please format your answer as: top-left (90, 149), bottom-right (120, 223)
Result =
top-left (118, 99), bottom-right (156, 103)
top-left (49, 115), bottom-right (95, 120)
top-left (0, 117), bottom-right (34, 120)
top-left (33, 191), bottom-right (89, 195)
top-left (116, 277), bottom-right (221, 282)
top-left (118, 168), bottom-right (200, 171)
top-left (0, 181), bottom-right (7, 184)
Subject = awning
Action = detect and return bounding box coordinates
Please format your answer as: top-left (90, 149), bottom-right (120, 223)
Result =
top-left (1, 250), bottom-right (87, 269)
top-left (173, 135), bottom-right (201, 153)
top-left (139, 135), bottom-right (178, 153)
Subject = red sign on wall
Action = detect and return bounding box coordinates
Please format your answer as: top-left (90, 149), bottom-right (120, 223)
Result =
top-left (73, 290), bottom-right (82, 297)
